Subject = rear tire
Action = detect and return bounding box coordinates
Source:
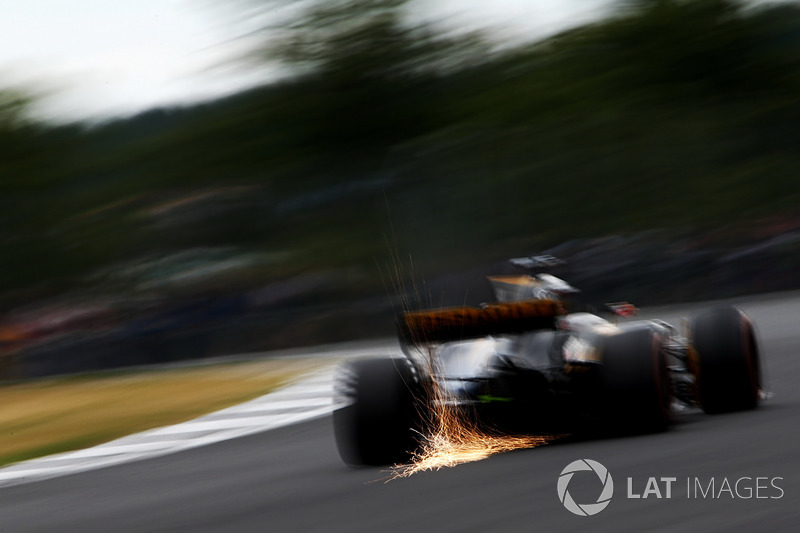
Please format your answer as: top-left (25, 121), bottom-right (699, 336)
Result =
top-left (333, 357), bottom-right (424, 466)
top-left (599, 328), bottom-right (671, 433)
top-left (691, 306), bottom-right (761, 414)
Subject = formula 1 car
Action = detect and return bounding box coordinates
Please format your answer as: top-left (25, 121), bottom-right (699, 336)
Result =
top-left (333, 257), bottom-right (764, 466)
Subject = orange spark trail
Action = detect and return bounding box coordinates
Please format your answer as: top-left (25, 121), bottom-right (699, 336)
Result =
top-left (392, 430), bottom-right (555, 478)
top-left (390, 346), bottom-right (559, 479)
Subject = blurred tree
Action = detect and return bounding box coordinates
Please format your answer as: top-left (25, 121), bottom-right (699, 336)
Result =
top-left (3, 0), bottom-right (800, 305)
top-left (246, 0), bottom-right (484, 157)
top-left (605, 0), bottom-right (772, 93)
top-left (0, 89), bottom-right (42, 189)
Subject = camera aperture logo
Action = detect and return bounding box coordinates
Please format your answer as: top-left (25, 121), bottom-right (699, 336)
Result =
top-left (557, 459), bottom-right (614, 516)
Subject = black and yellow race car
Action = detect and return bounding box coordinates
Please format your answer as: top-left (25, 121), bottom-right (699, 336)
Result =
top-left (334, 257), bottom-right (764, 466)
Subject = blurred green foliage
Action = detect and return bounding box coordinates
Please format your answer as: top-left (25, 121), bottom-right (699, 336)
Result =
top-left (1, 0), bottom-right (800, 306)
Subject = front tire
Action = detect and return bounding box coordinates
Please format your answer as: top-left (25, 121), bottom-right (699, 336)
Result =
top-left (690, 306), bottom-right (761, 413)
top-left (333, 357), bottom-right (424, 466)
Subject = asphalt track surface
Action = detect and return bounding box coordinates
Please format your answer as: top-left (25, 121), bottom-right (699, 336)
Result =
top-left (0, 295), bottom-right (798, 532)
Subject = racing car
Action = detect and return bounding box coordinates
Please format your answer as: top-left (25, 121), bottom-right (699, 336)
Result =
top-left (333, 256), bottom-right (764, 466)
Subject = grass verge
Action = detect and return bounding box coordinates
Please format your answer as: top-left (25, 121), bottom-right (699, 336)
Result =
top-left (0, 357), bottom-right (329, 467)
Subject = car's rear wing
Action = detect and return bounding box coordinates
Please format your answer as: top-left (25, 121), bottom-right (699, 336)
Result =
top-left (398, 298), bottom-right (563, 347)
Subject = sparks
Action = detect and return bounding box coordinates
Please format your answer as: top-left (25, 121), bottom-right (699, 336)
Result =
top-left (390, 346), bottom-right (559, 480)
top-left (392, 430), bottom-right (554, 478)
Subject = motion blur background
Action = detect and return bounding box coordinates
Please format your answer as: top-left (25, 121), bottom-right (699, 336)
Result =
top-left (1, 0), bottom-right (799, 378)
